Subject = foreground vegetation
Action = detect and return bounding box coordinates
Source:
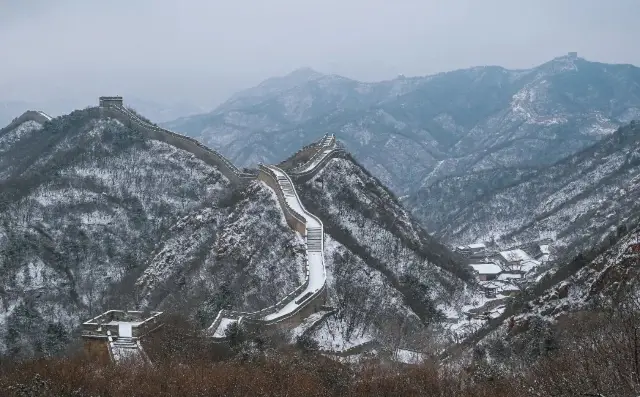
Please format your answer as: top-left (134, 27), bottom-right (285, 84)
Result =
top-left (2, 298), bottom-right (640, 397)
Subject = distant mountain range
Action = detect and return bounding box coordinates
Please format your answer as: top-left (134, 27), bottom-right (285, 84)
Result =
top-left (163, 54), bottom-right (640, 196)
top-left (409, 120), bottom-right (640, 261)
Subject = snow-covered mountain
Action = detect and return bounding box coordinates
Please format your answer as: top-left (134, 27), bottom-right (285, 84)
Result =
top-left (288, 151), bottom-right (478, 350)
top-left (164, 54), bottom-right (640, 194)
top-left (0, 107), bottom-right (473, 358)
top-left (410, 120), bottom-right (640, 262)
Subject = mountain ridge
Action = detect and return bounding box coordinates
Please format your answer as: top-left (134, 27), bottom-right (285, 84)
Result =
top-left (0, 103), bottom-right (473, 358)
top-left (164, 54), bottom-right (640, 196)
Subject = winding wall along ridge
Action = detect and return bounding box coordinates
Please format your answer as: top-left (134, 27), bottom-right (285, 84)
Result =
top-left (99, 104), bottom-right (255, 186)
top-left (289, 134), bottom-right (336, 174)
top-left (101, 102), bottom-right (335, 336)
top-left (12, 101), bottom-right (339, 342)
top-left (208, 159), bottom-right (333, 338)
top-left (1, 110), bottom-right (52, 135)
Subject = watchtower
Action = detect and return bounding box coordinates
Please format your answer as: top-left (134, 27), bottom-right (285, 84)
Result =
top-left (99, 96), bottom-right (124, 107)
top-left (82, 310), bottom-right (163, 364)
top-left (567, 52), bottom-right (578, 59)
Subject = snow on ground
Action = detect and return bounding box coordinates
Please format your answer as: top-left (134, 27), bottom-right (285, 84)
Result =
top-left (313, 316), bottom-right (373, 352)
top-left (289, 310), bottom-right (332, 342)
top-left (0, 120), bottom-right (42, 151)
top-left (394, 348), bottom-right (426, 365)
top-left (262, 166), bottom-right (325, 321)
top-left (213, 318), bottom-right (237, 338)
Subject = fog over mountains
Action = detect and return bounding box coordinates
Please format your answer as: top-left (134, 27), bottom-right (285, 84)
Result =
top-left (165, 54), bottom-right (640, 199)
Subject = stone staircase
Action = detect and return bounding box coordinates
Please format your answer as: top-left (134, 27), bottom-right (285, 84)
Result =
top-left (320, 134), bottom-right (334, 147)
top-left (112, 336), bottom-right (137, 350)
top-left (277, 175), bottom-right (295, 196)
top-left (306, 227), bottom-right (323, 252)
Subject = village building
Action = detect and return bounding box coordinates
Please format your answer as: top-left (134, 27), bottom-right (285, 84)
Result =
top-left (497, 272), bottom-right (522, 281)
top-left (479, 280), bottom-right (499, 298)
top-left (499, 248), bottom-right (531, 265)
top-left (498, 249), bottom-right (541, 273)
top-left (532, 244), bottom-right (551, 260)
top-left (469, 263), bottom-right (502, 281)
top-left (499, 283), bottom-right (521, 297)
top-left (457, 243), bottom-right (487, 257)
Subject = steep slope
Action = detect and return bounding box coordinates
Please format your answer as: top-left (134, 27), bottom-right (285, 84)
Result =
top-left (288, 150), bottom-right (481, 352)
top-left (0, 113), bottom-right (49, 181)
top-left (165, 55), bottom-right (640, 194)
top-left (0, 108), bottom-right (301, 357)
top-left (411, 121), bottom-right (640, 261)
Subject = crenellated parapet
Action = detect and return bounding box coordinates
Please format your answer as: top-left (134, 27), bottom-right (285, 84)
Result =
top-left (208, 164), bottom-right (328, 339)
top-left (97, 97), bottom-right (254, 187)
top-left (2, 110), bottom-right (53, 134)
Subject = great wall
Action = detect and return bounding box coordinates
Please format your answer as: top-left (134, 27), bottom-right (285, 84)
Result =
top-left (8, 97), bottom-right (344, 363)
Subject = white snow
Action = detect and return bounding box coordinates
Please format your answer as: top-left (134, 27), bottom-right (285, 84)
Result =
top-left (314, 316), bottom-right (373, 351)
top-left (469, 263), bottom-right (502, 275)
top-left (262, 165), bottom-right (325, 321)
top-left (394, 348), bottom-right (426, 365)
top-left (36, 111), bottom-right (53, 121)
top-left (497, 273), bottom-right (522, 281)
top-left (292, 135), bottom-right (336, 174)
top-left (539, 244), bottom-right (550, 255)
top-left (289, 310), bottom-right (332, 342)
top-left (499, 249), bottom-right (531, 263)
top-left (468, 243), bottom-right (486, 249)
top-left (212, 318), bottom-right (237, 337)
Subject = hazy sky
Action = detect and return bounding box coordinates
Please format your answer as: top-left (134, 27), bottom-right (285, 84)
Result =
top-left (1, 0), bottom-right (639, 109)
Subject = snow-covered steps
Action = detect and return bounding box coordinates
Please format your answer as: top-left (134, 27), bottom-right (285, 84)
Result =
top-left (276, 175), bottom-right (295, 196)
top-left (112, 337), bottom-right (137, 348)
top-left (320, 134), bottom-right (334, 147)
top-left (108, 336), bottom-right (149, 365)
top-left (307, 227), bottom-right (322, 252)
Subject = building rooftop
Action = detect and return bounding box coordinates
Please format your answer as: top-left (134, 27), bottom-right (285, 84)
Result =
top-left (499, 249), bottom-right (531, 263)
top-left (498, 273), bottom-right (522, 281)
top-left (470, 263), bottom-right (502, 275)
top-left (468, 243), bottom-right (486, 249)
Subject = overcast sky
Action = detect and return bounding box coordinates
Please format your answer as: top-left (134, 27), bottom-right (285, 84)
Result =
top-left (1, 0), bottom-right (638, 109)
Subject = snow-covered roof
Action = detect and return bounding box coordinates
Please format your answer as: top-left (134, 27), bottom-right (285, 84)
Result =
top-left (506, 259), bottom-right (540, 273)
top-left (468, 243), bottom-right (486, 249)
top-left (520, 259), bottom-right (540, 272)
top-left (470, 263), bottom-right (502, 275)
top-left (499, 249), bottom-right (531, 263)
top-left (498, 273), bottom-right (522, 280)
top-left (539, 244), bottom-right (550, 254)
